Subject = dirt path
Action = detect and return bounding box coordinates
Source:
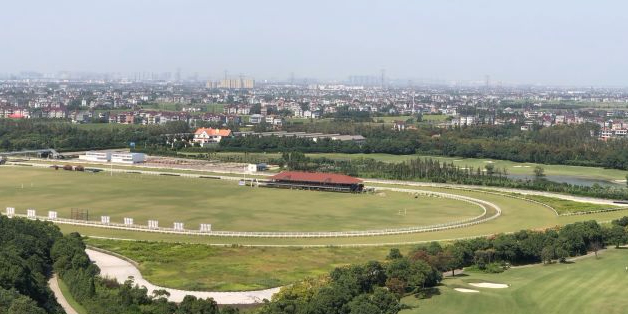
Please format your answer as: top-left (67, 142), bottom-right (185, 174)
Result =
top-left (85, 249), bottom-right (280, 304)
top-left (48, 274), bottom-right (79, 314)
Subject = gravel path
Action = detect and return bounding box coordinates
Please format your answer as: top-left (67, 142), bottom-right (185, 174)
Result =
top-left (85, 249), bottom-right (280, 304)
top-left (48, 274), bottom-right (79, 314)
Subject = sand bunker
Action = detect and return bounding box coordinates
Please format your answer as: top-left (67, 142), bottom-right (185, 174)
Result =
top-left (455, 288), bottom-right (480, 293)
top-left (512, 165), bottom-right (522, 168)
top-left (469, 282), bottom-right (509, 289)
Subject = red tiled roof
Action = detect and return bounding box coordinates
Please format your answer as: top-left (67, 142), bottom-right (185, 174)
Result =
top-left (195, 127), bottom-right (232, 137)
top-left (270, 171), bottom-right (362, 185)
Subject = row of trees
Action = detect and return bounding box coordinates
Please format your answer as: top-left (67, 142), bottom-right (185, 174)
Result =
top-left (0, 216), bottom-right (240, 314)
top-left (0, 216), bottom-right (64, 314)
top-left (4, 214), bottom-right (628, 314)
top-left (278, 153), bottom-right (628, 200)
top-left (0, 119), bottom-right (189, 152)
top-left (256, 218), bottom-right (628, 314)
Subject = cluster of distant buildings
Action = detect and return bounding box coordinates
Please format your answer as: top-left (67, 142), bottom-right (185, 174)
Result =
top-left (191, 127), bottom-right (365, 147)
top-left (4, 80), bottom-right (628, 141)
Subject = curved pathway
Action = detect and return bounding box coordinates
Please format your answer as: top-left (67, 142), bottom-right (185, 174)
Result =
top-left (85, 249), bottom-right (280, 304)
top-left (49, 274), bottom-right (79, 314)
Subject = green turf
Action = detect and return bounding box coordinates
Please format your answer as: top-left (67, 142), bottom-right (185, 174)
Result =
top-left (512, 194), bottom-right (621, 214)
top-left (304, 153), bottom-right (628, 182)
top-left (0, 167), bottom-right (481, 232)
top-left (74, 123), bottom-right (138, 131)
top-left (197, 151), bottom-right (628, 182)
top-left (57, 277), bottom-right (89, 314)
top-left (85, 238), bottom-right (397, 291)
top-left (401, 248), bottom-right (628, 314)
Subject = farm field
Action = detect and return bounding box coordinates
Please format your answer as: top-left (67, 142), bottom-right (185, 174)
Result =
top-left (0, 166), bottom-right (482, 232)
top-left (401, 248), bottom-right (628, 314)
top-left (85, 238), bottom-right (396, 291)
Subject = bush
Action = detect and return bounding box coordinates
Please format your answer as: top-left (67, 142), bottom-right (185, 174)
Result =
top-left (63, 164), bottom-right (73, 171)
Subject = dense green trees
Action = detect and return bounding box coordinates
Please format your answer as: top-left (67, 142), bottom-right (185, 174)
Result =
top-left (0, 216), bottom-right (64, 314)
top-left (0, 119), bottom-right (189, 152)
top-left (1, 216), bottom-right (237, 314)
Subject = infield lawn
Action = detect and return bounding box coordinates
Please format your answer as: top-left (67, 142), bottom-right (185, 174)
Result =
top-left (0, 166), bottom-right (481, 232)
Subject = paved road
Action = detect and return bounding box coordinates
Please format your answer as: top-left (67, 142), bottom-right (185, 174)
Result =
top-left (86, 249), bottom-right (280, 304)
top-left (49, 274), bottom-right (79, 314)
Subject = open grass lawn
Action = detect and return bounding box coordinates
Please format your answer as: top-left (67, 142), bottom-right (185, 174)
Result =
top-left (202, 151), bottom-right (627, 182)
top-left (85, 238), bottom-right (399, 291)
top-left (513, 194), bottom-right (622, 214)
top-left (304, 153), bottom-right (628, 182)
top-left (0, 167), bottom-right (482, 232)
top-left (421, 114), bottom-right (449, 122)
top-left (53, 185), bottom-right (628, 246)
top-left (374, 116), bottom-right (414, 123)
top-left (74, 123), bottom-right (138, 131)
top-left (402, 248), bottom-right (628, 314)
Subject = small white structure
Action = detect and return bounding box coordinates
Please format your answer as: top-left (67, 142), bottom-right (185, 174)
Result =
top-left (101, 216), bottom-right (111, 224)
top-left (27, 209), bottom-right (36, 219)
top-left (111, 153), bottom-right (146, 164)
top-left (247, 164), bottom-right (258, 173)
top-left (173, 222), bottom-right (184, 231)
top-left (5, 207), bottom-right (15, 217)
top-left (199, 223), bottom-right (212, 232)
top-left (148, 220), bottom-right (159, 229)
top-left (48, 211), bottom-right (57, 220)
top-left (80, 151), bottom-right (112, 162)
top-left (123, 217), bottom-right (134, 225)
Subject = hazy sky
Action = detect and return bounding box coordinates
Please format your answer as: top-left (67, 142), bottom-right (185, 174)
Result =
top-left (1, 0), bottom-right (627, 85)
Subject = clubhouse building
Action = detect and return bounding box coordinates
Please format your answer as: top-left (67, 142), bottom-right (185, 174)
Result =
top-left (263, 171), bottom-right (364, 193)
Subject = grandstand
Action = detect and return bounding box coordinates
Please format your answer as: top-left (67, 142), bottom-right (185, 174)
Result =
top-left (262, 171), bottom-right (364, 193)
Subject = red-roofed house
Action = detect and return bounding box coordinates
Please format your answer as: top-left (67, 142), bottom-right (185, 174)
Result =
top-left (193, 128), bottom-right (232, 146)
top-left (265, 171), bottom-right (364, 193)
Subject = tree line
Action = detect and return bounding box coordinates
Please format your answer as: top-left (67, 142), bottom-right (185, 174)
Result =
top-left (256, 217), bottom-right (628, 314)
top-left (0, 119), bottom-right (189, 152)
top-left (3, 215), bottom-right (628, 314)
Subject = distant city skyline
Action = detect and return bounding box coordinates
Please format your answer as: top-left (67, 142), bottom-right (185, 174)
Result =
top-left (2, 0), bottom-right (628, 86)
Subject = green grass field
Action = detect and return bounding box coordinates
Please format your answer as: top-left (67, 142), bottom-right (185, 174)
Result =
top-left (304, 153), bottom-right (628, 182)
top-left (0, 167), bottom-right (481, 232)
top-left (74, 123), bottom-right (138, 131)
top-left (512, 194), bottom-right (621, 214)
top-left (402, 248), bottom-right (628, 314)
top-left (85, 238), bottom-right (397, 291)
top-left (199, 151), bottom-right (627, 182)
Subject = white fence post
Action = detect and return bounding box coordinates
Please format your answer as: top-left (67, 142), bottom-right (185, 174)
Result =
top-left (48, 211), bottom-right (57, 220)
top-left (148, 220), bottom-right (159, 229)
top-left (5, 207), bottom-right (15, 217)
top-left (26, 209), bottom-right (36, 219)
top-left (173, 222), bottom-right (184, 231)
top-left (200, 223), bottom-right (212, 232)
top-left (101, 216), bottom-right (110, 224)
top-left (123, 217), bottom-right (134, 225)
